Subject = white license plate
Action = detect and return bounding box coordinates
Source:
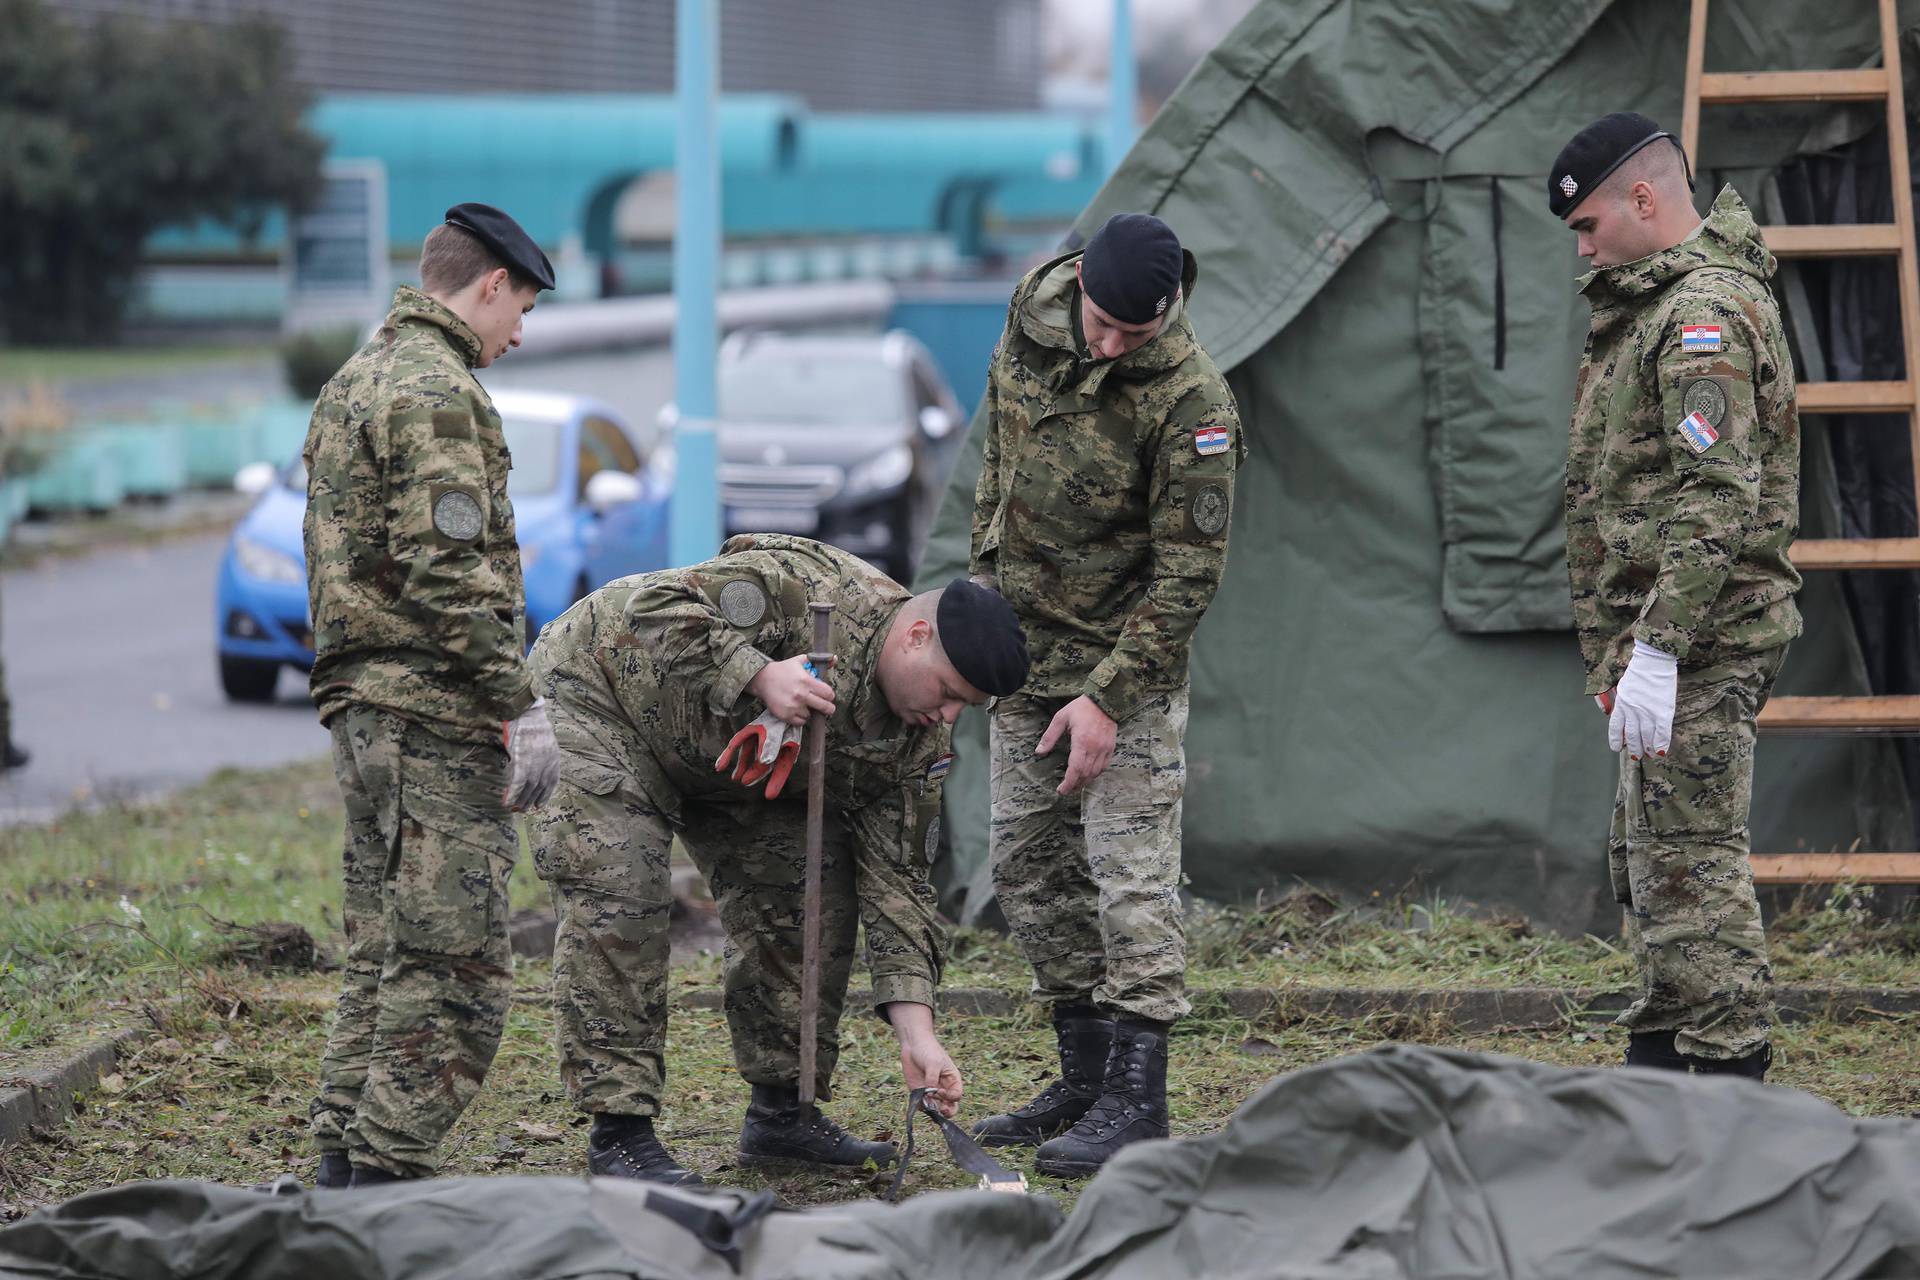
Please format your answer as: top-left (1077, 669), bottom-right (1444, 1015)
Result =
top-left (728, 507), bottom-right (819, 534)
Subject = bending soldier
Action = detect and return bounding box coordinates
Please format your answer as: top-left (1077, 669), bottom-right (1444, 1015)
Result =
top-left (527, 534), bottom-right (1028, 1184)
top-left (968, 213), bottom-right (1242, 1176)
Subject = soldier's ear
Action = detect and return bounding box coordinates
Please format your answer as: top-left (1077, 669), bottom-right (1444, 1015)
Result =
top-left (909, 618), bottom-right (935, 652)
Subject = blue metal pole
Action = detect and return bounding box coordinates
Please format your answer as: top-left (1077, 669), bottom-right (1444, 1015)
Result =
top-left (1107, 0), bottom-right (1136, 175)
top-left (671, 0), bottom-right (721, 565)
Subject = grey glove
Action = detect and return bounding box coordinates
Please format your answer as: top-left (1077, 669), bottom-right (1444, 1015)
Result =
top-left (504, 697), bottom-right (562, 811)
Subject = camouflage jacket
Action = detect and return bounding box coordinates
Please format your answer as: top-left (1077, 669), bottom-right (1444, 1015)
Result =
top-left (1566, 186), bottom-right (1802, 694)
top-left (969, 249), bottom-right (1242, 721)
top-left (530, 534), bottom-right (951, 1010)
top-left (304, 286), bottom-right (533, 741)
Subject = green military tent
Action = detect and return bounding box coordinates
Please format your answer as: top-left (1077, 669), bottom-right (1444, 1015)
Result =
top-left (918, 0), bottom-right (1920, 934)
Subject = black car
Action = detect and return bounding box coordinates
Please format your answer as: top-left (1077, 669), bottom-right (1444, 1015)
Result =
top-left (664, 330), bottom-right (966, 582)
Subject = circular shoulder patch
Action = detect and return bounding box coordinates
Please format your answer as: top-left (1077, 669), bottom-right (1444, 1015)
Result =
top-left (432, 489), bottom-right (484, 542)
top-left (1681, 378), bottom-right (1728, 429)
top-left (924, 814), bottom-right (943, 862)
top-left (1191, 483), bottom-right (1229, 537)
top-left (717, 579), bottom-right (768, 628)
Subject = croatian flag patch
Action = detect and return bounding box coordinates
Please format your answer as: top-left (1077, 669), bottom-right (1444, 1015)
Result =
top-left (1677, 410), bottom-right (1720, 454)
top-left (1194, 426), bottom-right (1231, 456)
top-left (926, 753), bottom-right (955, 783)
top-left (1681, 324), bottom-right (1722, 353)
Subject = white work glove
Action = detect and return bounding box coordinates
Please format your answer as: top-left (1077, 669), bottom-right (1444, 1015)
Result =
top-left (503, 697), bottom-right (562, 811)
top-left (1606, 641), bottom-right (1678, 760)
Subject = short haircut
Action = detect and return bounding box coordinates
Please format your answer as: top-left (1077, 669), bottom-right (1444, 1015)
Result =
top-left (418, 223), bottom-right (538, 296)
top-left (1600, 137), bottom-right (1690, 204)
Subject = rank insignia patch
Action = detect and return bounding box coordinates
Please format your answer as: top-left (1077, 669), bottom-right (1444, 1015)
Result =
top-left (926, 753), bottom-right (954, 783)
top-left (1681, 324), bottom-right (1722, 353)
top-left (1193, 426), bottom-right (1231, 456)
top-left (1677, 410), bottom-right (1720, 455)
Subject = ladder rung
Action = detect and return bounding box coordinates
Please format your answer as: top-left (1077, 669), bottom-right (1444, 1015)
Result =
top-left (1792, 537), bottom-right (1920, 570)
top-left (1761, 223), bottom-right (1903, 256)
top-left (1753, 853), bottom-right (1920, 884)
top-left (1759, 695), bottom-right (1920, 732)
top-left (1698, 69), bottom-right (1890, 104)
top-left (1797, 380), bottom-right (1914, 413)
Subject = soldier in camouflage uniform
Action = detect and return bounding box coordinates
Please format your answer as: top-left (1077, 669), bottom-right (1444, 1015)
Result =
top-left (527, 535), bottom-right (1028, 1184)
top-left (1553, 114), bottom-right (1801, 1080)
top-left (967, 213), bottom-right (1242, 1176)
top-left (303, 204), bottom-right (563, 1188)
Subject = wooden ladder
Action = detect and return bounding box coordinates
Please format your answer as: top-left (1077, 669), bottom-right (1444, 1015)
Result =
top-left (1682, 0), bottom-right (1920, 882)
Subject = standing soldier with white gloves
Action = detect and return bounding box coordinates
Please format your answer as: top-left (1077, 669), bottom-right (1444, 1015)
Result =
top-left (303, 203), bottom-right (563, 1188)
top-left (1554, 114), bottom-right (1802, 1080)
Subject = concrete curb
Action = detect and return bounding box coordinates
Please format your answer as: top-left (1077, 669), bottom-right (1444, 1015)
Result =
top-left (0, 1027), bottom-right (145, 1151)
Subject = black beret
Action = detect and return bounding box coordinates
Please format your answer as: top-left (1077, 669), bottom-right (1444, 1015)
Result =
top-left (1547, 112), bottom-right (1692, 218)
top-left (443, 202), bottom-right (555, 291)
top-left (1080, 212), bottom-right (1184, 325)
top-left (936, 578), bottom-right (1029, 698)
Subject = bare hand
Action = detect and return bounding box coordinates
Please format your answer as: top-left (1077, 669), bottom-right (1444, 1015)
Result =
top-left (1036, 695), bottom-right (1117, 795)
top-left (887, 1002), bottom-right (963, 1117)
top-left (748, 655), bottom-right (835, 727)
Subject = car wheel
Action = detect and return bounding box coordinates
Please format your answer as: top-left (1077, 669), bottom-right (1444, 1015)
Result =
top-left (219, 655), bottom-right (280, 703)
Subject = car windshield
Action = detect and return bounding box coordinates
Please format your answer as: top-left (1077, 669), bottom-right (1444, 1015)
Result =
top-left (719, 350), bottom-right (904, 425)
top-left (281, 416), bottom-right (563, 497)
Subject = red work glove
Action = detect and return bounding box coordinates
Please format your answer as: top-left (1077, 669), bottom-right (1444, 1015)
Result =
top-left (715, 708), bottom-right (804, 799)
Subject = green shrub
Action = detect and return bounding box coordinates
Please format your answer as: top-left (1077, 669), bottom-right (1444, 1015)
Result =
top-left (280, 326), bottom-right (365, 400)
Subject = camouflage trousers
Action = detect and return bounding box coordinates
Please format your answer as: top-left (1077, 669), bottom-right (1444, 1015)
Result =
top-left (1607, 647), bottom-right (1787, 1059)
top-left (310, 706), bottom-right (516, 1176)
top-left (529, 752), bottom-right (859, 1117)
top-left (988, 687), bottom-right (1190, 1023)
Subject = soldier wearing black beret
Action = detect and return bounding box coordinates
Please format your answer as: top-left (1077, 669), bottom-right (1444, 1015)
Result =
top-left (301, 200), bottom-right (558, 1189)
top-left (968, 209), bottom-right (1242, 1177)
top-left (523, 536), bottom-right (1029, 1185)
top-left (1553, 114), bottom-right (1801, 1083)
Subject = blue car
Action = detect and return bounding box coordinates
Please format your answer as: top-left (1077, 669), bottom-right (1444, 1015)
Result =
top-left (216, 389), bottom-right (672, 702)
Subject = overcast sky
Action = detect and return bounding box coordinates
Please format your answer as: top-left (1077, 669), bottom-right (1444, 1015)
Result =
top-left (1045, 0), bottom-right (1260, 99)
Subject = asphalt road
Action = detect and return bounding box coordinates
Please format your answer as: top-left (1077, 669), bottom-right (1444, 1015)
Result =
top-left (0, 532), bottom-right (330, 826)
top-left (0, 347), bottom-right (682, 827)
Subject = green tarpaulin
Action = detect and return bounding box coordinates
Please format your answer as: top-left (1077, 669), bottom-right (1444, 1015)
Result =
top-left (10, 1048), bottom-right (1920, 1277)
top-left (917, 0), bottom-right (1919, 934)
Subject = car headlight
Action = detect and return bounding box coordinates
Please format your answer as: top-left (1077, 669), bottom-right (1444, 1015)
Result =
top-left (842, 444), bottom-right (913, 499)
top-left (234, 535), bottom-right (303, 584)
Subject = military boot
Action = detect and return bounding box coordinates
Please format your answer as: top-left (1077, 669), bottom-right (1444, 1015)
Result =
top-left (588, 1114), bottom-right (705, 1186)
top-left (737, 1084), bottom-right (897, 1174)
top-left (1688, 1043), bottom-right (1771, 1080)
top-left (1033, 1018), bottom-right (1169, 1179)
top-left (314, 1149), bottom-right (352, 1189)
top-left (1, 743), bottom-right (28, 771)
top-left (972, 1007), bottom-right (1114, 1147)
top-left (1623, 1030), bottom-right (1691, 1072)
top-left (347, 1163), bottom-right (415, 1189)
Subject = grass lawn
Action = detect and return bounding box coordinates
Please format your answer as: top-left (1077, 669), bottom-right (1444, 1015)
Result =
top-left (5, 758), bottom-right (1920, 1222)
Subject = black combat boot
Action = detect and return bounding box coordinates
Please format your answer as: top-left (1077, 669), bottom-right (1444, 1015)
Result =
top-left (1623, 1030), bottom-right (1691, 1072)
top-left (314, 1149), bottom-right (352, 1188)
top-left (588, 1114), bottom-right (706, 1186)
top-left (1033, 1018), bottom-right (1170, 1179)
top-left (973, 1006), bottom-right (1114, 1147)
top-left (347, 1163), bottom-right (414, 1189)
top-left (1687, 1042), bottom-right (1771, 1080)
top-left (737, 1084), bottom-right (897, 1174)
top-left (1, 742), bottom-right (27, 771)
